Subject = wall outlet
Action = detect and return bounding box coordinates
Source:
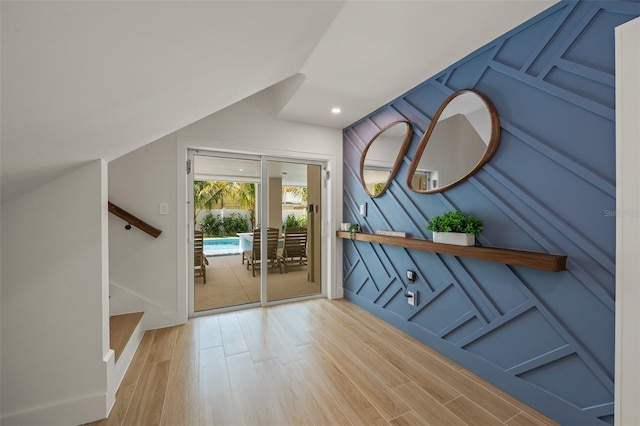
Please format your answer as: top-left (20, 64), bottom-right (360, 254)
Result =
top-left (407, 290), bottom-right (417, 306)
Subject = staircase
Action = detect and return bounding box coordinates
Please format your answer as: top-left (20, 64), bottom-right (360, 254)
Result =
top-left (109, 312), bottom-right (145, 393)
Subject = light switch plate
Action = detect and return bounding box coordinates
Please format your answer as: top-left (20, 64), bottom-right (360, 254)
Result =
top-left (359, 203), bottom-right (367, 216)
top-left (160, 203), bottom-right (169, 215)
top-left (407, 290), bottom-right (416, 306)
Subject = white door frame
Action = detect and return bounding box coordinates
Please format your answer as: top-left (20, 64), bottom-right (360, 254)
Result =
top-left (615, 16), bottom-right (640, 426)
top-left (177, 137), bottom-right (341, 321)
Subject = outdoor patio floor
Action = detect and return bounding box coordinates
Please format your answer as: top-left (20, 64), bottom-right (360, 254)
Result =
top-left (194, 254), bottom-right (321, 311)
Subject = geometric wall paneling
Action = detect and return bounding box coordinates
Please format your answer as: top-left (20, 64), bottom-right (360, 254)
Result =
top-left (408, 283), bottom-right (475, 335)
top-left (494, 119), bottom-right (615, 197)
top-left (515, 269), bottom-right (616, 381)
top-left (547, 8), bottom-right (632, 77)
top-left (494, 6), bottom-right (570, 71)
top-left (545, 66), bottom-right (614, 108)
top-left (479, 67), bottom-right (616, 164)
top-left (342, 1), bottom-right (640, 424)
top-left (445, 48), bottom-right (496, 92)
top-left (517, 353), bottom-right (613, 411)
top-left (446, 256), bottom-right (530, 317)
top-left (441, 315), bottom-right (484, 345)
top-left (378, 286), bottom-right (406, 313)
top-left (481, 166), bottom-right (615, 278)
top-left (369, 108), bottom-right (408, 131)
top-left (525, 3), bottom-right (577, 77)
top-left (436, 255), bottom-right (501, 323)
top-left (462, 306), bottom-right (568, 370)
top-left (477, 164), bottom-right (615, 278)
top-left (403, 83), bottom-right (450, 123)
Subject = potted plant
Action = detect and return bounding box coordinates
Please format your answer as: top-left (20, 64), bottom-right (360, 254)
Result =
top-left (349, 223), bottom-right (360, 240)
top-left (426, 211), bottom-right (483, 246)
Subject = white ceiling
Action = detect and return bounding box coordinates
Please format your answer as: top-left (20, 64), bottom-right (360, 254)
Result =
top-left (0, 0), bottom-right (557, 203)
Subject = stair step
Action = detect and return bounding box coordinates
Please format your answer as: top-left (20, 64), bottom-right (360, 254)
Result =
top-left (110, 312), bottom-right (144, 362)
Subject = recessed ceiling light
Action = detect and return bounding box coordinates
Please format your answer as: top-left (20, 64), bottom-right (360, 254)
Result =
top-left (238, 168), bottom-right (244, 172)
top-left (331, 107), bottom-right (341, 114)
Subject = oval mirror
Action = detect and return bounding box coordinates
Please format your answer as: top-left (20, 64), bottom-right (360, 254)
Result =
top-left (360, 120), bottom-right (413, 197)
top-left (407, 89), bottom-right (500, 193)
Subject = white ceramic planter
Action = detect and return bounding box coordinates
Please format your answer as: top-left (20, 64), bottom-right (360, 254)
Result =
top-left (432, 232), bottom-right (475, 246)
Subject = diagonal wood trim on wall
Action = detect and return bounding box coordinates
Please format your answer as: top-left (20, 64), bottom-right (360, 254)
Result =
top-left (342, 2), bottom-right (640, 425)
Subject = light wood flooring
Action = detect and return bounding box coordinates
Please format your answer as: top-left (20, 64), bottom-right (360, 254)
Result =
top-left (194, 254), bottom-right (321, 311)
top-left (88, 298), bottom-right (557, 426)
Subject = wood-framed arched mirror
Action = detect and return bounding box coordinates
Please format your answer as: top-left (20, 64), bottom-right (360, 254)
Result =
top-left (360, 120), bottom-right (413, 197)
top-left (407, 89), bottom-right (500, 193)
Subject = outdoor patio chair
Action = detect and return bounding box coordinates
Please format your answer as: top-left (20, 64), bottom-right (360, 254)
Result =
top-left (244, 227), bottom-right (281, 277)
top-left (278, 226), bottom-right (307, 273)
top-left (194, 230), bottom-right (208, 283)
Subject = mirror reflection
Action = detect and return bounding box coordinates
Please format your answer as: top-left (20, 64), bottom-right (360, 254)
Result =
top-left (408, 89), bottom-right (500, 193)
top-left (360, 121), bottom-right (413, 197)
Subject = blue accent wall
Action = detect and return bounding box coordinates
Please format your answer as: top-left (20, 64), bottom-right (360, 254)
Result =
top-left (342, 2), bottom-right (640, 425)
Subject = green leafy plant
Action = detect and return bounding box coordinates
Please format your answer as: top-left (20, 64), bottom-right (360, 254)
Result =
top-left (348, 223), bottom-right (360, 240)
top-left (283, 213), bottom-right (307, 229)
top-left (426, 211), bottom-right (483, 235)
top-left (373, 182), bottom-right (386, 196)
top-left (200, 212), bottom-right (249, 237)
top-left (222, 212), bottom-right (250, 235)
top-left (200, 213), bottom-right (223, 236)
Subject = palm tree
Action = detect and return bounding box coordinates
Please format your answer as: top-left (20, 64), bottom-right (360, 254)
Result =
top-left (194, 181), bottom-right (258, 228)
top-left (193, 180), bottom-right (229, 222)
top-left (226, 182), bottom-right (257, 228)
top-left (282, 186), bottom-right (307, 203)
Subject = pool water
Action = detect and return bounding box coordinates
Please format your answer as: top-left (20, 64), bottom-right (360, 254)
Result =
top-left (204, 237), bottom-right (241, 256)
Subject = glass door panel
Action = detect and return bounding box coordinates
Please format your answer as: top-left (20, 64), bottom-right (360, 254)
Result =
top-left (266, 160), bottom-right (322, 302)
top-left (192, 153), bottom-right (261, 312)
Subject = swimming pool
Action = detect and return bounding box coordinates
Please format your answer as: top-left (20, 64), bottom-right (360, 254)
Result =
top-left (204, 237), bottom-right (241, 256)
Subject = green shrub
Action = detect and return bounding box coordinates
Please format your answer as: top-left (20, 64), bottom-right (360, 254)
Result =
top-left (222, 212), bottom-right (250, 235)
top-left (284, 213), bottom-right (307, 229)
top-left (200, 213), bottom-right (222, 236)
top-left (426, 211), bottom-right (483, 235)
top-left (200, 212), bottom-right (249, 236)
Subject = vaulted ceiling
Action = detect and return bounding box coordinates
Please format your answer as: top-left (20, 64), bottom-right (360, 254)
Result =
top-left (0, 0), bottom-right (556, 203)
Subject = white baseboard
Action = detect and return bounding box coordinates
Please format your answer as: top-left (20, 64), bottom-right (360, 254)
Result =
top-left (1, 392), bottom-right (108, 426)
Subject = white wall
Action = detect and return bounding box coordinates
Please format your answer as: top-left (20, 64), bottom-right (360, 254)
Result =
top-left (615, 16), bottom-right (640, 426)
top-left (0, 160), bottom-right (110, 425)
top-left (108, 136), bottom-right (178, 328)
top-left (109, 85), bottom-right (342, 327)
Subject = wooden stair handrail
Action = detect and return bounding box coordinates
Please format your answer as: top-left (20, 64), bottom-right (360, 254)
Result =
top-left (108, 201), bottom-right (162, 238)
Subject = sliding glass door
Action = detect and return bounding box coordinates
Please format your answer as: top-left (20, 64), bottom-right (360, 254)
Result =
top-left (190, 151), bottom-right (322, 313)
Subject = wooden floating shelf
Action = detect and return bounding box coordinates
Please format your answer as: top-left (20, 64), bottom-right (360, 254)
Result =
top-left (337, 231), bottom-right (566, 272)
